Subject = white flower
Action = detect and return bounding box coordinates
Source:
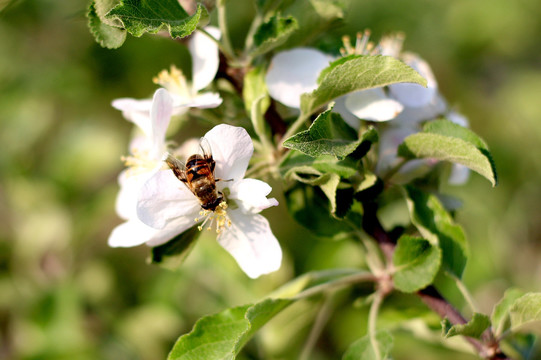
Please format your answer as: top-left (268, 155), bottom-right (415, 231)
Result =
top-left (111, 26), bottom-right (222, 121)
top-left (265, 47), bottom-right (332, 108)
top-left (108, 88), bottom-right (174, 247)
top-left (135, 124), bottom-right (282, 279)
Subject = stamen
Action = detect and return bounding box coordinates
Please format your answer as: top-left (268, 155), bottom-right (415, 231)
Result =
top-left (194, 201), bottom-right (231, 234)
top-left (152, 65), bottom-right (192, 98)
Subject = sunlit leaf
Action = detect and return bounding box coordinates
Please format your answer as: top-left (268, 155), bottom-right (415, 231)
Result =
top-left (107, 0), bottom-right (207, 39)
top-left (491, 288), bottom-right (525, 338)
top-left (510, 293), bottom-right (541, 334)
top-left (404, 186), bottom-right (468, 279)
top-left (250, 14), bottom-right (298, 56)
top-left (300, 55), bottom-right (427, 117)
top-left (392, 236), bottom-right (441, 293)
top-left (441, 313), bottom-right (491, 339)
top-left (87, 0), bottom-right (127, 49)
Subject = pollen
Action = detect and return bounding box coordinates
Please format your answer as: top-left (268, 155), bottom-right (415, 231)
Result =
top-left (121, 149), bottom-right (156, 176)
top-left (195, 201), bottom-right (232, 234)
top-left (153, 65), bottom-right (191, 98)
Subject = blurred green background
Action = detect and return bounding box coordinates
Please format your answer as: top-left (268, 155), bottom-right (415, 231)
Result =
top-left (1, 0), bottom-right (541, 359)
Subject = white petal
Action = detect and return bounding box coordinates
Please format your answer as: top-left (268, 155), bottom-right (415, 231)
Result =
top-left (150, 89), bottom-right (174, 159)
top-left (145, 216), bottom-right (198, 247)
top-left (266, 48), bottom-right (331, 108)
top-left (447, 111), bottom-right (469, 127)
top-left (217, 210), bottom-right (282, 278)
top-left (189, 26), bottom-right (221, 92)
top-left (108, 219), bottom-right (161, 247)
top-left (171, 92), bottom-right (222, 109)
top-left (137, 169), bottom-right (200, 229)
top-left (344, 88), bottom-right (404, 122)
top-left (389, 53), bottom-right (437, 108)
top-left (203, 124), bottom-right (253, 182)
top-left (376, 126), bottom-right (416, 174)
top-left (448, 164), bottom-right (470, 185)
top-left (333, 96), bottom-right (362, 130)
top-left (230, 178), bottom-right (279, 214)
top-left (112, 98), bottom-right (153, 137)
top-left (393, 93), bottom-right (447, 127)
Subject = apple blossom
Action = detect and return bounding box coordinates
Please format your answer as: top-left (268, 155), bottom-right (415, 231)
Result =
top-left (111, 26), bottom-right (222, 122)
top-left (135, 124), bottom-right (282, 279)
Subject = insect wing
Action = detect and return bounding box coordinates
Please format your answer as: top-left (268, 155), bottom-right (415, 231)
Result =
top-left (199, 137), bottom-right (216, 173)
top-left (165, 154), bottom-right (188, 183)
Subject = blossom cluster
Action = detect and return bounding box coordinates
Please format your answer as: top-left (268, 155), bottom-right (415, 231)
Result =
top-left (108, 27), bottom-right (282, 279)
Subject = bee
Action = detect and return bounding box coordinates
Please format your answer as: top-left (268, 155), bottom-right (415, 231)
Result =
top-left (164, 138), bottom-right (225, 212)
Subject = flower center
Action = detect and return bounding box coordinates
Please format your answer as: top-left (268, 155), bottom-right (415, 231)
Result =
top-left (340, 30), bottom-right (404, 58)
top-left (121, 148), bottom-right (158, 176)
top-left (194, 201), bottom-right (232, 234)
top-left (153, 65), bottom-right (193, 99)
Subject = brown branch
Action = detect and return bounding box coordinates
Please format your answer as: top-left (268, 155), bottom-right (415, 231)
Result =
top-left (362, 203), bottom-right (511, 360)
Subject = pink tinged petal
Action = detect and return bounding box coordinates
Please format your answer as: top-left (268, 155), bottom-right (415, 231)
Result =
top-left (137, 170), bottom-right (200, 229)
top-left (265, 48), bottom-right (331, 108)
top-left (150, 89), bottom-right (174, 159)
top-left (112, 98), bottom-right (153, 136)
top-left (108, 219), bottom-right (161, 248)
top-left (388, 53), bottom-right (438, 108)
top-left (189, 26), bottom-right (221, 92)
top-left (344, 88), bottom-right (404, 122)
top-left (448, 164), bottom-right (470, 185)
top-left (203, 124), bottom-right (254, 182)
top-left (217, 210), bottom-right (282, 278)
top-left (230, 178), bottom-right (279, 214)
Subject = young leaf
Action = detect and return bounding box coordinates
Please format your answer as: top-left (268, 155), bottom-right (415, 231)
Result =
top-left (280, 150), bottom-right (359, 179)
top-left (250, 14), bottom-right (298, 56)
top-left (392, 236), bottom-right (441, 293)
top-left (509, 293), bottom-right (541, 334)
top-left (398, 131), bottom-right (497, 186)
top-left (300, 55), bottom-right (427, 117)
top-left (167, 299), bottom-right (292, 360)
top-left (150, 226), bottom-right (200, 270)
top-left (441, 313), bottom-right (491, 339)
top-left (491, 288), bottom-right (525, 338)
top-left (283, 109), bottom-right (378, 159)
top-left (342, 330), bottom-right (393, 360)
top-left (404, 186), bottom-right (468, 279)
top-left (107, 0), bottom-right (207, 39)
top-left (87, 1), bottom-right (127, 49)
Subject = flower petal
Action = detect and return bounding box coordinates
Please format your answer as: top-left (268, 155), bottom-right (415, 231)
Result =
top-left (116, 170), bottom-right (144, 220)
top-left (344, 88), bottom-right (404, 122)
top-left (447, 110), bottom-right (469, 127)
top-left (230, 178), bottom-right (279, 214)
top-left (392, 93), bottom-right (447, 127)
top-left (171, 92), bottom-right (222, 109)
top-left (137, 169), bottom-right (200, 229)
top-left (448, 164), bottom-right (470, 185)
top-left (150, 89), bottom-right (174, 159)
top-left (376, 126), bottom-right (416, 174)
top-left (265, 48), bottom-right (331, 108)
top-left (333, 96), bottom-right (362, 129)
top-left (217, 210), bottom-right (282, 278)
top-left (108, 219), bottom-right (161, 247)
top-left (203, 124), bottom-right (253, 182)
top-left (145, 217), bottom-right (198, 247)
top-left (189, 26), bottom-right (221, 92)
top-left (388, 53), bottom-right (437, 108)
top-left (112, 98), bottom-right (153, 136)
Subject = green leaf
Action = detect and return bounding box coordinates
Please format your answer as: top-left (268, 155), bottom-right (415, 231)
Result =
top-left (404, 186), bottom-right (468, 279)
top-left (441, 313), bottom-right (491, 339)
top-left (250, 14), bottom-right (298, 56)
top-left (342, 330), bottom-right (393, 360)
top-left (285, 182), bottom-right (353, 238)
top-left (243, 66), bottom-right (271, 145)
top-left (398, 127), bottom-right (497, 186)
top-left (283, 109), bottom-right (378, 159)
top-left (392, 236), bottom-right (441, 293)
top-left (491, 288), bottom-right (525, 338)
top-left (150, 226), bottom-right (200, 270)
top-left (88, 0), bottom-right (127, 49)
top-left (107, 0), bottom-right (207, 39)
top-left (280, 151), bottom-right (359, 179)
top-left (300, 55), bottom-right (427, 117)
top-left (509, 293), bottom-right (541, 334)
top-left (168, 298), bottom-right (292, 360)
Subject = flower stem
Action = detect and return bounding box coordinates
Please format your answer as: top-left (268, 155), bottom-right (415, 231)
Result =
top-left (299, 294), bottom-right (335, 360)
top-left (217, 0), bottom-right (236, 61)
top-left (454, 276), bottom-right (479, 313)
top-left (368, 290), bottom-right (385, 360)
top-left (281, 112), bottom-right (310, 147)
